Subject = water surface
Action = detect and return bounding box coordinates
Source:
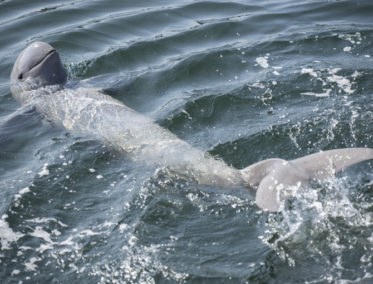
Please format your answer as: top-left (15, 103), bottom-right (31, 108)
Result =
top-left (1, 0), bottom-right (373, 283)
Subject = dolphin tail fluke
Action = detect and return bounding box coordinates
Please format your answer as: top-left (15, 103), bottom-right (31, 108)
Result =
top-left (240, 158), bottom-right (288, 211)
top-left (240, 148), bottom-right (373, 211)
top-left (290, 148), bottom-right (373, 180)
top-left (239, 158), bottom-right (284, 189)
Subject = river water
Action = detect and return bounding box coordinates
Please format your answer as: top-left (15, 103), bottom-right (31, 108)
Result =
top-left (1, 0), bottom-right (373, 283)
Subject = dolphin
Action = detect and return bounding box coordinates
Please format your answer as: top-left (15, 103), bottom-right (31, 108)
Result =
top-left (9, 42), bottom-right (373, 211)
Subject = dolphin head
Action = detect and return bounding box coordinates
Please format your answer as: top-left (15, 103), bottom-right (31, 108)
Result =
top-left (10, 42), bottom-right (67, 102)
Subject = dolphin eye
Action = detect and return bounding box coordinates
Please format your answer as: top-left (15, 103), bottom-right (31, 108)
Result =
top-left (18, 73), bottom-right (23, 80)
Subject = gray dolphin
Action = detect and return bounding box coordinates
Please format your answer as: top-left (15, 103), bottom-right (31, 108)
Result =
top-left (10, 42), bottom-right (373, 211)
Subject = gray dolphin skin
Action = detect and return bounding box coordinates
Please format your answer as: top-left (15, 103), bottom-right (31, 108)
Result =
top-left (10, 42), bottom-right (373, 211)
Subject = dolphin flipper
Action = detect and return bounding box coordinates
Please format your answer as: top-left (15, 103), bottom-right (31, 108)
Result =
top-left (240, 148), bottom-right (373, 211)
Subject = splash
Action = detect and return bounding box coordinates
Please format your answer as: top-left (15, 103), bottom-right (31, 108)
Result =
top-left (262, 176), bottom-right (373, 281)
top-left (0, 215), bottom-right (24, 250)
top-left (256, 56), bottom-right (269, 69)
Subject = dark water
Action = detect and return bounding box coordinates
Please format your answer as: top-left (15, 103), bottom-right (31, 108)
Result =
top-left (1, 0), bottom-right (373, 283)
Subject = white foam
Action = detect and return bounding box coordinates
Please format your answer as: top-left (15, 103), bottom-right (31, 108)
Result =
top-left (11, 269), bottom-right (20, 276)
top-left (338, 32), bottom-right (362, 45)
top-left (0, 215), bottom-right (24, 250)
top-left (301, 68), bottom-right (318, 77)
top-left (38, 163), bottom-right (49, 177)
top-left (301, 89), bottom-right (331, 97)
top-left (248, 82), bottom-right (265, 89)
top-left (329, 68), bottom-right (342, 74)
top-left (19, 245), bottom-right (32, 251)
top-left (38, 243), bottom-right (54, 253)
top-left (59, 236), bottom-right (75, 247)
top-left (119, 223), bottom-right (128, 233)
top-left (24, 256), bottom-right (40, 271)
top-left (273, 71), bottom-right (280, 76)
top-left (78, 229), bottom-right (100, 237)
top-left (351, 71), bottom-right (361, 79)
top-left (27, 217), bottom-right (68, 227)
top-left (14, 187), bottom-right (31, 206)
top-left (255, 57), bottom-right (269, 68)
top-left (327, 74), bottom-right (354, 94)
top-left (30, 226), bottom-right (54, 244)
top-left (52, 229), bottom-right (61, 236)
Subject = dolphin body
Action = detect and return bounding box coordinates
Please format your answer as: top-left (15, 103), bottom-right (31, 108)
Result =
top-left (9, 42), bottom-right (373, 211)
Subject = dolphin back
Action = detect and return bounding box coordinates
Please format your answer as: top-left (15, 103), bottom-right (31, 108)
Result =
top-left (30, 86), bottom-right (243, 187)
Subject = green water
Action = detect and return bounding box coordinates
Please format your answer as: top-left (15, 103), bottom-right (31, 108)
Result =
top-left (1, 0), bottom-right (373, 283)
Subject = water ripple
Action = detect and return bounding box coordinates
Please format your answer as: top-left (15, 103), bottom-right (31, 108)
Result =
top-left (1, 0), bottom-right (373, 283)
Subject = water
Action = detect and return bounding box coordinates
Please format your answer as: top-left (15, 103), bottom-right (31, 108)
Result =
top-left (1, 0), bottom-right (373, 283)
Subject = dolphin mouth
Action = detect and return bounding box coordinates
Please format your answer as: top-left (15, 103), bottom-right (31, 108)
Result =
top-left (29, 49), bottom-right (57, 72)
